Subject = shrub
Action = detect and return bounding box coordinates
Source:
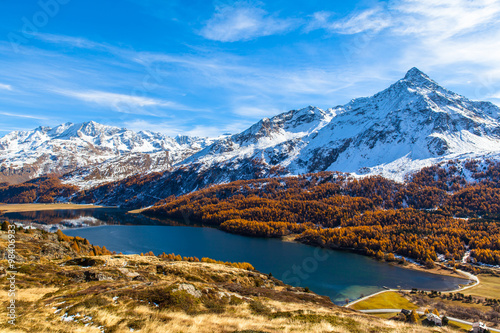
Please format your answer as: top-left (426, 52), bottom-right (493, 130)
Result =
top-left (249, 300), bottom-right (271, 316)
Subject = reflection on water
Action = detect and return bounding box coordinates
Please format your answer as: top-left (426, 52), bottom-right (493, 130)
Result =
top-left (64, 225), bottom-right (468, 304)
top-left (3, 208), bottom-right (469, 304)
top-left (1, 208), bottom-right (193, 231)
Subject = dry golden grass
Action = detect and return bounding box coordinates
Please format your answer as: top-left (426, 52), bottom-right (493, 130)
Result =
top-left (463, 274), bottom-right (500, 299)
top-left (0, 203), bottom-right (105, 213)
top-left (0, 228), bottom-right (462, 333)
top-left (0, 287), bottom-right (58, 302)
top-left (350, 291), bottom-right (418, 311)
top-left (0, 291), bottom-right (461, 333)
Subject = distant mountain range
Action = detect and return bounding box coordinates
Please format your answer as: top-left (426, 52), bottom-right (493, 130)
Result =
top-left (0, 121), bottom-right (214, 186)
top-left (2, 68), bottom-right (500, 197)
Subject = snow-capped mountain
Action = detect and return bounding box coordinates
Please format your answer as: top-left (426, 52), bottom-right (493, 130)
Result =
top-left (2, 67), bottom-right (500, 197)
top-left (186, 67), bottom-right (500, 182)
top-left (0, 121), bottom-right (212, 186)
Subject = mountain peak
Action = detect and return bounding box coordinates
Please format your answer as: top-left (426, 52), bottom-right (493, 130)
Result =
top-left (404, 67), bottom-right (427, 79)
top-left (401, 67), bottom-right (437, 89)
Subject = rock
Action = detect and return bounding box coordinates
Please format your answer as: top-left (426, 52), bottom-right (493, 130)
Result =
top-left (132, 275), bottom-right (146, 281)
top-left (62, 257), bottom-right (103, 267)
top-left (84, 271), bottom-right (111, 282)
top-left (173, 283), bottom-right (202, 298)
top-left (118, 267), bottom-right (141, 278)
top-left (0, 249), bottom-right (25, 263)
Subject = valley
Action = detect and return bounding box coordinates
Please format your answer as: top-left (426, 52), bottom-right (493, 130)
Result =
top-left (2, 68), bottom-right (500, 332)
top-left (1, 225), bottom-right (468, 333)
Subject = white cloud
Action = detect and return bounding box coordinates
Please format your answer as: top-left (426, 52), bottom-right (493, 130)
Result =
top-left (32, 33), bottom-right (105, 49)
top-left (123, 119), bottom-right (183, 136)
top-left (54, 89), bottom-right (183, 115)
top-left (123, 119), bottom-right (250, 138)
top-left (0, 111), bottom-right (47, 120)
top-left (233, 106), bottom-right (280, 118)
top-left (310, 0), bottom-right (500, 92)
top-left (308, 6), bottom-right (392, 34)
top-left (392, 0), bottom-right (500, 39)
top-left (200, 3), bottom-right (296, 42)
top-left (0, 83), bottom-right (12, 91)
top-left (309, 0), bottom-right (500, 38)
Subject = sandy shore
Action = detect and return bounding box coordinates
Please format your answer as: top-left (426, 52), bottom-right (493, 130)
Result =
top-left (390, 261), bottom-right (471, 280)
top-left (0, 203), bottom-right (109, 213)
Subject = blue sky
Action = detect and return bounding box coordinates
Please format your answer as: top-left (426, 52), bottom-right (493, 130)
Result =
top-left (1, 0), bottom-right (500, 137)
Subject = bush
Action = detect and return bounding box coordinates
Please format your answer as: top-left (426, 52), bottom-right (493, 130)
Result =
top-left (249, 300), bottom-right (271, 316)
top-left (203, 298), bottom-right (226, 314)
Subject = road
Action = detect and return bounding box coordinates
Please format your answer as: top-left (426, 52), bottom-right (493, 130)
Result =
top-left (359, 309), bottom-right (500, 332)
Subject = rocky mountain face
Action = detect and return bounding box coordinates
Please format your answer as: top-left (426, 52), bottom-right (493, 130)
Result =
top-left (2, 68), bottom-right (500, 207)
top-left (0, 121), bottom-right (213, 187)
top-left (187, 68), bottom-right (500, 182)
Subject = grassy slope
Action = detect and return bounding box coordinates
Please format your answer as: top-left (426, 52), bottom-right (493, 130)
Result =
top-left (0, 228), bottom-right (460, 333)
top-left (351, 291), bottom-right (418, 311)
top-left (350, 285), bottom-right (500, 332)
top-left (463, 274), bottom-right (500, 299)
top-left (0, 203), bottom-right (104, 213)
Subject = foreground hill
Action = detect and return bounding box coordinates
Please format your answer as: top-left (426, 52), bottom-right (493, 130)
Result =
top-left (0, 226), bottom-right (456, 333)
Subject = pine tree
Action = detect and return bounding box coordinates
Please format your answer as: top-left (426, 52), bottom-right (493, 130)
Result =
top-left (409, 310), bottom-right (420, 323)
top-left (1, 221), bottom-right (10, 231)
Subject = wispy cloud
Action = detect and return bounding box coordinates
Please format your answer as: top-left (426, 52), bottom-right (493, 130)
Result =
top-left (233, 106), bottom-right (280, 118)
top-left (200, 2), bottom-right (296, 42)
top-left (309, 0), bottom-right (500, 86)
top-left (53, 89), bottom-right (184, 115)
top-left (123, 119), bottom-right (184, 136)
top-left (123, 119), bottom-right (250, 137)
top-left (32, 33), bottom-right (104, 49)
top-left (307, 6), bottom-right (392, 34)
top-left (392, 0), bottom-right (500, 39)
top-left (0, 111), bottom-right (47, 120)
top-left (308, 0), bottom-right (500, 38)
top-left (0, 83), bottom-right (13, 91)
top-left (392, 0), bottom-right (500, 69)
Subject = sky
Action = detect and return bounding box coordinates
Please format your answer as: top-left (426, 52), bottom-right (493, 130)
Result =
top-left (1, 0), bottom-right (500, 138)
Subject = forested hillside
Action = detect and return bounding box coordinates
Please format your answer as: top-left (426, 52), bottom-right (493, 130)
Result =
top-left (144, 159), bottom-right (500, 266)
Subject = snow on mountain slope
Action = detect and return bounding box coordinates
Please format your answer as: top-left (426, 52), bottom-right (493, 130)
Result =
top-left (185, 106), bottom-right (336, 168)
top-left (2, 67), bottom-right (500, 193)
top-left (0, 121), bottom-right (212, 186)
top-left (185, 68), bottom-right (500, 182)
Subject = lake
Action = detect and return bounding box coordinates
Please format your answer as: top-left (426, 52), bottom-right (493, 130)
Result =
top-left (4, 208), bottom-right (468, 304)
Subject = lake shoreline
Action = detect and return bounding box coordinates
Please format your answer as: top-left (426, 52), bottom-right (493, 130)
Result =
top-left (281, 232), bottom-right (478, 307)
top-left (281, 232), bottom-right (471, 281)
top-left (2, 205), bottom-right (472, 304)
top-left (2, 204), bottom-right (471, 284)
top-left (2, 203), bottom-right (473, 287)
top-left (0, 203), bottom-right (115, 213)
top-left (344, 268), bottom-right (479, 308)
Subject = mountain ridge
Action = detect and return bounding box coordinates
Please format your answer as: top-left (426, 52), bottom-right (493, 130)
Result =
top-left (0, 121), bottom-right (214, 186)
top-left (182, 67), bottom-right (500, 182)
top-left (1, 67), bottom-right (500, 189)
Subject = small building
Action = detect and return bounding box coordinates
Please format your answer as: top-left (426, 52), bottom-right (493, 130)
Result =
top-left (426, 313), bottom-right (442, 326)
top-left (400, 309), bottom-right (412, 317)
top-left (472, 321), bottom-right (487, 333)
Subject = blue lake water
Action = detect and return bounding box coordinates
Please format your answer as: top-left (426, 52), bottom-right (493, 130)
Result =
top-left (4, 208), bottom-right (468, 304)
top-left (63, 223), bottom-right (468, 304)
